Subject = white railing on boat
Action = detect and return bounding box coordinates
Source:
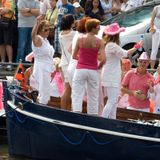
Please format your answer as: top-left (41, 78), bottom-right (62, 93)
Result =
top-left (7, 100), bottom-right (160, 143)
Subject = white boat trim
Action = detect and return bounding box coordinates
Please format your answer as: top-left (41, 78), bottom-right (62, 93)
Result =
top-left (7, 100), bottom-right (160, 142)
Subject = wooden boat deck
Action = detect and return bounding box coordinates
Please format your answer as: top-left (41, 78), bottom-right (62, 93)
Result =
top-left (47, 96), bottom-right (160, 122)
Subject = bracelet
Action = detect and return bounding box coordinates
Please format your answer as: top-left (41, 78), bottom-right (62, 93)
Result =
top-left (28, 8), bottom-right (31, 13)
top-left (134, 43), bottom-right (141, 49)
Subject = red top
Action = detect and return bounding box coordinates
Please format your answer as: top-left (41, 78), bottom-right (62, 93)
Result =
top-left (122, 69), bottom-right (153, 109)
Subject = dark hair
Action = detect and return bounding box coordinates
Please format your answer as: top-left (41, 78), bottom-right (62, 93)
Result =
top-left (85, 0), bottom-right (104, 19)
top-left (76, 17), bottom-right (91, 33)
top-left (61, 14), bottom-right (75, 30)
top-left (85, 18), bottom-right (100, 32)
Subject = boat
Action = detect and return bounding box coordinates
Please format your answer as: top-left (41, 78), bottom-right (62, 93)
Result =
top-left (0, 81), bottom-right (7, 144)
top-left (2, 80), bottom-right (160, 160)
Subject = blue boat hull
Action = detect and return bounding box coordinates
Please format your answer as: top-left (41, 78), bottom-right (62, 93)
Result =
top-left (3, 85), bottom-right (160, 160)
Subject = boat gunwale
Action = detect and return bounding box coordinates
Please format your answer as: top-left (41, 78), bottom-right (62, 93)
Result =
top-left (7, 100), bottom-right (160, 143)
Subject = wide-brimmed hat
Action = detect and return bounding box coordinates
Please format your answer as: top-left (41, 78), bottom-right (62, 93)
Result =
top-left (103, 23), bottom-right (125, 35)
top-left (138, 52), bottom-right (150, 61)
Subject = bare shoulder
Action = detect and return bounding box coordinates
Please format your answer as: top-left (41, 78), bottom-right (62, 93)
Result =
top-left (33, 35), bottom-right (42, 47)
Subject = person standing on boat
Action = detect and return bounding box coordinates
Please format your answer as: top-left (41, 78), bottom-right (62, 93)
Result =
top-left (101, 23), bottom-right (143, 119)
top-left (149, 63), bottom-right (160, 113)
top-left (59, 14), bottom-right (76, 110)
top-left (121, 52), bottom-right (154, 112)
top-left (72, 18), bottom-right (106, 115)
top-left (31, 19), bottom-right (56, 104)
top-left (149, 4), bottom-right (160, 69)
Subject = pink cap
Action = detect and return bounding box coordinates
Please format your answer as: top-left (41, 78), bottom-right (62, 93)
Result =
top-left (138, 52), bottom-right (149, 61)
top-left (25, 52), bottom-right (34, 62)
top-left (103, 23), bottom-right (125, 35)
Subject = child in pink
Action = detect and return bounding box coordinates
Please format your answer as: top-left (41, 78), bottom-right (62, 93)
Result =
top-left (118, 59), bottom-right (132, 108)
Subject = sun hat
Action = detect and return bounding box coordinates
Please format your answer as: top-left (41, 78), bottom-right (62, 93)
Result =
top-left (103, 23), bottom-right (125, 35)
top-left (138, 52), bottom-right (150, 61)
top-left (73, 2), bottom-right (81, 8)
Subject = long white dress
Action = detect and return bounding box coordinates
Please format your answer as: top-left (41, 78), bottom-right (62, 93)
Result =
top-left (32, 35), bottom-right (55, 104)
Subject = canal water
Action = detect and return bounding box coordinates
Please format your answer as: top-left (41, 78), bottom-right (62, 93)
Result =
top-left (0, 144), bottom-right (9, 160)
top-left (0, 144), bottom-right (31, 160)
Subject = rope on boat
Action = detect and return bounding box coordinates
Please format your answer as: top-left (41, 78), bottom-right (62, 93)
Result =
top-left (7, 100), bottom-right (160, 143)
top-left (7, 100), bottom-right (30, 123)
top-left (53, 125), bottom-right (120, 145)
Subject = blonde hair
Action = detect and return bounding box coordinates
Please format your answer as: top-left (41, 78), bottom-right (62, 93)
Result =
top-left (37, 20), bottom-right (50, 34)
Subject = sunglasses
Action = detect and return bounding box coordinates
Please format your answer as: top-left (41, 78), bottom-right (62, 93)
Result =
top-left (42, 28), bottom-right (50, 32)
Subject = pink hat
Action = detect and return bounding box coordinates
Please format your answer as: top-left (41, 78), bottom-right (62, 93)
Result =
top-left (25, 52), bottom-right (34, 62)
top-left (138, 52), bottom-right (149, 61)
top-left (103, 23), bottom-right (125, 35)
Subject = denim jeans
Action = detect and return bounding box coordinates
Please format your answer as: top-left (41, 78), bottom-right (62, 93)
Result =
top-left (16, 27), bottom-right (32, 63)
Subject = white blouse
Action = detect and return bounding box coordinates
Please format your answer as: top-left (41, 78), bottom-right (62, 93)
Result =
top-left (101, 42), bottom-right (128, 87)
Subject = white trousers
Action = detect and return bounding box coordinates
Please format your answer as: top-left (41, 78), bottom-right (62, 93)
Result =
top-left (102, 86), bottom-right (119, 119)
top-left (72, 69), bottom-right (99, 115)
top-left (67, 59), bottom-right (77, 86)
top-left (33, 62), bottom-right (52, 104)
top-left (98, 70), bottom-right (104, 116)
top-left (150, 31), bottom-right (160, 60)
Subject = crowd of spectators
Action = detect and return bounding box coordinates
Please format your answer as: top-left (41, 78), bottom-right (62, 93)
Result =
top-left (0, 0), bottom-right (149, 71)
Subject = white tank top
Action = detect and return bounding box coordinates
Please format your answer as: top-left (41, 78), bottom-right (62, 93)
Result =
top-left (32, 35), bottom-right (55, 65)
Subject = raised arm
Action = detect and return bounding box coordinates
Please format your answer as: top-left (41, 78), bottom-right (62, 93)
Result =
top-left (150, 7), bottom-right (157, 29)
top-left (31, 18), bottom-right (42, 47)
top-left (127, 40), bottom-right (143, 57)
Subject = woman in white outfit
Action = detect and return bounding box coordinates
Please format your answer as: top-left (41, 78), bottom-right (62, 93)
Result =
top-left (59, 14), bottom-right (76, 110)
top-left (101, 23), bottom-right (143, 119)
top-left (150, 5), bottom-right (160, 69)
top-left (32, 19), bottom-right (55, 104)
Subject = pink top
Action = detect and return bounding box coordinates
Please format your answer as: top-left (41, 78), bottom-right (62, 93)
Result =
top-left (77, 47), bottom-right (98, 70)
top-left (77, 36), bottom-right (99, 70)
top-left (122, 69), bottom-right (153, 109)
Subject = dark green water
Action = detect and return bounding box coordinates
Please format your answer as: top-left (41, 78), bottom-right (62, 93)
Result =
top-left (0, 144), bottom-right (10, 160)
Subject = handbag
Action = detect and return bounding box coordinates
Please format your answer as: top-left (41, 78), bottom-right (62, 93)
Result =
top-left (0, 12), bottom-right (14, 29)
